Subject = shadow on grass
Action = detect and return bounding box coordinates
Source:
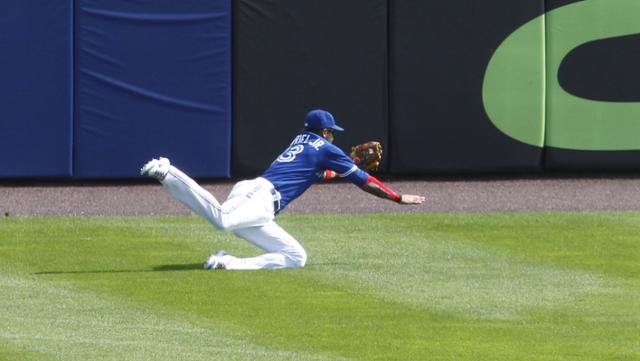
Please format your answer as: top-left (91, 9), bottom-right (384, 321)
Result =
top-left (35, 263), bottom-right (347, 275)
top-left (35, 263), bottom-right (203, 275)
top-left (153, 263), bottom-right (203, 272)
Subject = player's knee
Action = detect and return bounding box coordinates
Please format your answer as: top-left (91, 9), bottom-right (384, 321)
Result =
top-left (214, 211), bottom-right (240, 232)
top-left (285, 247), bottom-right (307, 268)
top-left (209, 216), bottom-right (230, 231)
top-left (215, 218), bottom-right (233, 231)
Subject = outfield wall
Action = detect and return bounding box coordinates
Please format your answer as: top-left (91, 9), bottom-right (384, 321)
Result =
top-left (1, 1), bottom-right (73, 177)
top-left (2, 0), bottom-right (639, 178)
top-left (1, 0), bottom-right (231, 179)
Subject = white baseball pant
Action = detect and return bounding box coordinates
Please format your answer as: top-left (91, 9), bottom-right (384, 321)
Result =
top-left (161, 165), bottom-right (307, 270)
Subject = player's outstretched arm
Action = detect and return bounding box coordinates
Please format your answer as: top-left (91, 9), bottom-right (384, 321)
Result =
top-left (360, 175), bottom-right (425, 205)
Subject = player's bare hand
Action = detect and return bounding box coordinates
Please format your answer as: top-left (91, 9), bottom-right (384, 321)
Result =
top-left (399, 194), bottom-right (425, 205)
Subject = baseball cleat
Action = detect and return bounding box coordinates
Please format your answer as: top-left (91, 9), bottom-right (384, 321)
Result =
top-left (140, 157), bottom-right (170, 181)
top-left (204, 250), bottom-right (229, 270)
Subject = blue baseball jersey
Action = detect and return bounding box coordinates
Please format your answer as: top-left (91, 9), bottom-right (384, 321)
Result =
top-left (261, 131), bottom-right (369, 210)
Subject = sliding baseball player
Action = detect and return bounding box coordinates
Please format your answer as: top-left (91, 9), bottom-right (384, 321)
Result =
top-left (141, 109), bottom-right (424, 270)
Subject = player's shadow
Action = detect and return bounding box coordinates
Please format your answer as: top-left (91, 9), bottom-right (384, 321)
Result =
top-left (153, 263), bottom-right (203, 272)
top-left (35, 263), bottom-right (203, 275)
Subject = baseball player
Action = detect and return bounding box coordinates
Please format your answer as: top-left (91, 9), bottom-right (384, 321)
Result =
top-left (140, 109), bottom-right (425, 270)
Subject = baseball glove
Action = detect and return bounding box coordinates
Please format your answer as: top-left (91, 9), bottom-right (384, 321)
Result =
top-left (350, 141), bottom-right (383, 171)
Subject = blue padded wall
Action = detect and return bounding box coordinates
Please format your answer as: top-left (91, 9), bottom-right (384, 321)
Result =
top-left (74, 0), bottom-right (231, 178)
top-left (0, 1), bottom-right (73, 177)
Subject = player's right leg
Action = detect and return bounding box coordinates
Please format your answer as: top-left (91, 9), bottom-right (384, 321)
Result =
top-left (205, 221), bottom-right (307, 270)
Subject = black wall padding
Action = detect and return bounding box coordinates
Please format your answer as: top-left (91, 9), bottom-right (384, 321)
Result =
top-left (558, 34), bottom-right (640, 103)
top-left (545, 149), bottom-right (640, 172)
top-left (233, 0), bottom-right (388, 177)
top-left (388, 0), bottom-right (545, 174)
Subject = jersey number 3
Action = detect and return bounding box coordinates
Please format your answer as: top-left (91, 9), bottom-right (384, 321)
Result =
top-left (277, 144), bottom-right (304, 163)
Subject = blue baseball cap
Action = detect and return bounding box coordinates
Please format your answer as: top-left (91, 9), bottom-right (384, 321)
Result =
top-left (304, 109), bottom-right (344, 132)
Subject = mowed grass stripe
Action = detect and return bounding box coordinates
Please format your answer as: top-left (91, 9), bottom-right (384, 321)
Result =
top-left (290, 213), bottom-right (638, 319)
top-left (0, 340), bottom-right (55, 361)
top-left (0, 213), bottom-right (638, 360)
top-left (0, 267), bottom-right (348, 361)
top-left (316, 235), bottom-right (608, 319)
top-left (0, 217), bottom-right (348, 361)
top-left (420, 211), bottom-right (640, 279)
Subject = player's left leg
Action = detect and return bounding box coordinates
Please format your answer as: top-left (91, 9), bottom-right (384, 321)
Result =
top-left (205, 221), bottom-right (307, 270)
top-left (141, 158), bottom-right (226, 226)
top-left (142, 158), bottom-right (274, 231)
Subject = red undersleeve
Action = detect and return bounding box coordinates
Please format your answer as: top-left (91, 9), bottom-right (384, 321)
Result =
top-left (364, 175), bottom-right (401, 202)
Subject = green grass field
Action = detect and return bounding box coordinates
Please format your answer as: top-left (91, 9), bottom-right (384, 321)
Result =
top-left (1, 212), bottom-right (638, 360)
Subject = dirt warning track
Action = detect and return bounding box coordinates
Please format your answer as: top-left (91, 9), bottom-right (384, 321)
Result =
top-left (2, 175), bottom-right (640, 216)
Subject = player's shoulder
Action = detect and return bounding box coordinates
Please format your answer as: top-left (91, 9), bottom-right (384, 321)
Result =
top-left (318, 141), bottom-right (350, 161)
top-left (324, 141), bottom-right (345, 153)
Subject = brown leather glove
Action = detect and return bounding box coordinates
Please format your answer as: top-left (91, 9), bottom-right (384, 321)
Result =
top-left (350, 141), bottom-right (382, 171)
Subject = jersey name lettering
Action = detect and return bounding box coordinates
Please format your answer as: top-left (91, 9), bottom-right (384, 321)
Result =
top-left (309, 138), bottom-right (325, 150)
top-left (291, 134), bottom-right (310, 145)
top-left (290, 134), bottom-right (326, 150)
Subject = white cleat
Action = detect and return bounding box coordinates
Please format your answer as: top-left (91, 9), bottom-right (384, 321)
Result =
top-left (204, 250), bottom-right (229, 270)
top-left (140, 157), bottom-right (170, 181)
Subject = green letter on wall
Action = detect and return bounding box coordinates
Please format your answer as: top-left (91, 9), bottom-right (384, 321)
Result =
top-left (483, 0), bottom-right (640, 151)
